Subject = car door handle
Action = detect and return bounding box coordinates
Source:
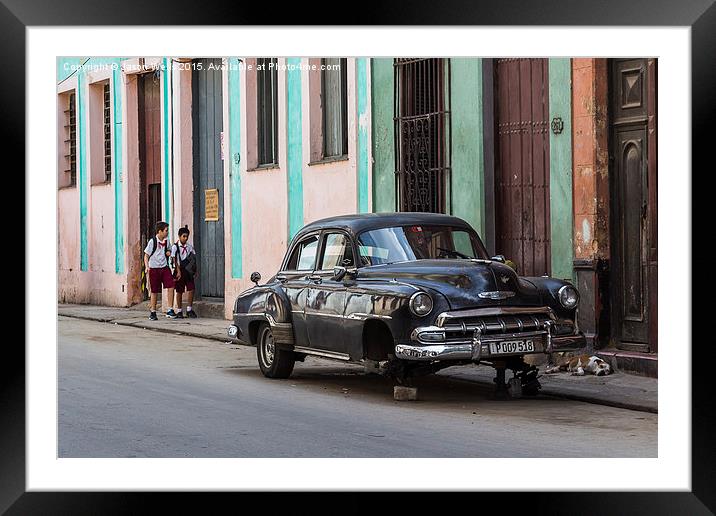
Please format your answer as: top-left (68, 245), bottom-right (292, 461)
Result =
top-left (308, 274), bottom-right (322, 284)
top-left (276, 274), bottom-right (287, 283)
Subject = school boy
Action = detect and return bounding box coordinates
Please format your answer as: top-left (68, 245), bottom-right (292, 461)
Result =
top-left (171, 225), bottom-right (199, 319)
top-left (143, 221), bottom-right (178, 320)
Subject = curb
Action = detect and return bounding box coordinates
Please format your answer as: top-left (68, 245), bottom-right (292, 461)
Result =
top-left (59, 312), bottom-right (232, 344)
top-left (60, 312), bottom-right (656, 413)
top-left (439, 372), bottom-right (656, 414)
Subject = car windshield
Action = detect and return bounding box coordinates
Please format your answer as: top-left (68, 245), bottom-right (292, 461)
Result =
top-left (356, 225), bottom-right (489, 266)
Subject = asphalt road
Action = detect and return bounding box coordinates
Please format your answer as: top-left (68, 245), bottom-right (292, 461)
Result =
top-left (59, 316), bottom-right (657, 458)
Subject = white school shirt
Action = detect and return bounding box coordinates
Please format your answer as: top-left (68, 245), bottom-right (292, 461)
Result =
top-left (144, 238), bottom-right (171, 269)
top-left (172, 242), bottom-right (195, 262)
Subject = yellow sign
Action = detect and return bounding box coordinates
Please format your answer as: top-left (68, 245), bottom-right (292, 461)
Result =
top-left (205, 189), bottom-right (219, 221)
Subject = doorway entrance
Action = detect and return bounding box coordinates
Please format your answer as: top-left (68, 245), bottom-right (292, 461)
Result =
top-left (138, 72), bottom-right (162, 301)
top-left (608, 58), bottom-right (657, 352)
top-left (192, 58), bottom-right (225, 299)
top-left (493, 58), bottom-right (551, 277)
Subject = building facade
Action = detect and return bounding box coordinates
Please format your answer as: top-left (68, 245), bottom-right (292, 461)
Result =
top-left (57, 57), bottom-right (372, 319)
top-left (57, 56), bottom-right (656, 372)
top-left (370, 57), bottom-right (658, 372)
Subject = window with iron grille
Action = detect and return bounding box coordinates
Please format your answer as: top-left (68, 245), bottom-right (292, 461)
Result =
top-left (394, 58), bottom-right (451, 213)
top-left (321, 58), bottom-right (348, 158)
top-left (66, 92), bottom-right (77, 187)
top-left (257, 58), bottom-right (278, 166)
top-left (103, 83), bottom-right (112, 182)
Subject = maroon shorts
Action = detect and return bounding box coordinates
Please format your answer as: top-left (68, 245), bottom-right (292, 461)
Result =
top-left (174, 275), bottom-right (195, 294)
top-left (149, 267), bottom-right (174, 293)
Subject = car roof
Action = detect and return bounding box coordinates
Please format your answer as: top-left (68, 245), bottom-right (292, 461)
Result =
top-left (295, 212), bottom-right (474, 239)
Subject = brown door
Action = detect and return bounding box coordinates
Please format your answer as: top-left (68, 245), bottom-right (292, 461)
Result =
top-left (609, 58), bottom-right (657, 352)
top-left (394, 58), bottom-right (450, 213)
top-left (138, 73), bottom-right (162, 300)
top-left (494, 58), bottom-right (550, 276)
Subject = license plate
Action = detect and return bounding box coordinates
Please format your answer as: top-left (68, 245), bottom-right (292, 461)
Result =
top-left (490, 339), bottom-right (536, 355)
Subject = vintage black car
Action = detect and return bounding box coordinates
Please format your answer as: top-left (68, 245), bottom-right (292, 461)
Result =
top-left (228, 212), bottom-right (585, 397)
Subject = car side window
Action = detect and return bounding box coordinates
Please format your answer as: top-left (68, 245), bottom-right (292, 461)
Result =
top-left (286, 235), bottom-right (320, 271)
top-left (319, 233), bottom-right (354, 270)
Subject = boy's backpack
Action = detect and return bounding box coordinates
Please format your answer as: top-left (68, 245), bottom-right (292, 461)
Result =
top-left (173, 242), bottom-right (197, 278)
top-left (147, 236), bottom-right (173, 269)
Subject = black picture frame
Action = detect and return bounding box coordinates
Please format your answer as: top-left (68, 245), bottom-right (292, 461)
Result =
top-left (7, 0), bottom-right (712, 513)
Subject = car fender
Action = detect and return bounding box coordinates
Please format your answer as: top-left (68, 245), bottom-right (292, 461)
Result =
top-left (232, 282), bottom-right (295, 346)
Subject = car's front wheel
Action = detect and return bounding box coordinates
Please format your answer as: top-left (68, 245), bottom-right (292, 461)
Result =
top-left (257, 323), bottom-right (295, 379)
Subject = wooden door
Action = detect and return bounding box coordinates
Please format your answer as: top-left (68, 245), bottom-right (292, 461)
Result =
top-left (494, 58), bottom-right (551, 276)
top-left (609, 58), bottom-right (656, 352)
top-left (192, 58), bottom-right (225, 299)
top-left (138, 73), bottom-right (162, 300)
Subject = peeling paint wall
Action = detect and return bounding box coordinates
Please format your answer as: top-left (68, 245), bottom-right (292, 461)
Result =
top-left (58, 57), bottom-right (131, 307)
top-left (572, 58), bottom-right (610, 261)
top-left (371, 58), bottom-right (396, 212)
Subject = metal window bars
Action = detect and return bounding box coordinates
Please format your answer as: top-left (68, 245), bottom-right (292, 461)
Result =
top-left (64, 92), bottom-right (77, 187)
top-left (103, 83), bottom-right (112, 182)
top-left (394, 58), bottom-right (451, 214)
top-left (257, 58), bottom-right (279, 166)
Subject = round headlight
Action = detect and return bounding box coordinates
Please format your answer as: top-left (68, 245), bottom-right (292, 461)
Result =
top-left (558, 285), bottom-right (579, 309)
top-left (409, 291), bottom-right (433, 317)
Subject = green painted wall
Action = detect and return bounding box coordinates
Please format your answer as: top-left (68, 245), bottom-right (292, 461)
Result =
top-left (548, 58), bottom-right (574, 281)
top-left (450, 58), bottom-right (485, 235)
top-left (286, 58), bottom-right (304, 240)
top-left (370, 59), bottom-right (395, 213)
top-left (356, 58), bottom-right (370, 213)
top-left (112, 63), bottom-right (124, 273)
top-left (162, 58), bottom-right (171, 226)
top-left (229, 58), bottom-right (243, 278)
top-left (57, 58), bottom-right (138, 275)
top-left (77, 73), bottom-right (88, 271)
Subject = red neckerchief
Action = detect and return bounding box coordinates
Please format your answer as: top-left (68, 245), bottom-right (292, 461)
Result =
top-left (180, 244), bottom-right (188, 259)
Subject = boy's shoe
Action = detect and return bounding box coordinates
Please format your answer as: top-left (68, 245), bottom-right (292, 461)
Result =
top-left (187, 310), bottom-right (198, 319)
top-left (166, 309), bottom-right (178, 319)
top-left (175, 311), bottom-right (185, 319)
top-left (149, 311), bottom-right (158, 321)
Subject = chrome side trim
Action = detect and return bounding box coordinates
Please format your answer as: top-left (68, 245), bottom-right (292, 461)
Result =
top-left (349, 313), bottom-right (393, 320)
top-left (292, 346), bottom-right (351, 361)
top-left (304, 311), bottom-right (344, 318)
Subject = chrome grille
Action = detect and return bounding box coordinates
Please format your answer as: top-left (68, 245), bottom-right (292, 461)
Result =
top-left (436, 308), bottom-right (555, 342)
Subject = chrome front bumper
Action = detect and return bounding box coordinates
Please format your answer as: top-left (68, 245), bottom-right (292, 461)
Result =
top-left (396, 320), bottom-right (585, 362)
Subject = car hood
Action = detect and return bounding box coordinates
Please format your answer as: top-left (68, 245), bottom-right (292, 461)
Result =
top-left (360, 259), bottom-right (543, 310)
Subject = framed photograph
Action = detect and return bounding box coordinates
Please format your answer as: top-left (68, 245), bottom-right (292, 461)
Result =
top-left (7, 0), bottom-right (711, 512)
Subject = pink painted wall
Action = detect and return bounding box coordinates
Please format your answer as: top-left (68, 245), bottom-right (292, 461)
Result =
top-left (59, 57), bottom-right (371, 317)
top-left (58, 70), bottom-right (130, 307)
top-left (300, 58), bottom-right (359, 225)
top-left (123, 72), bottom-right (144, 306)
top-left (224, 59), bottom-right (290, 318)
top-left (173, 66), bottom-right (194, 234)
top-left (58, 188), bottom-right (80, 303)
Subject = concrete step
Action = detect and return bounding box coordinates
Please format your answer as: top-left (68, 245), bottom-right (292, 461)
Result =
top-left (596, 349), bottom-right (658, 378)
top-left (189, 299), bottom-right (226, 320)
top-left (129, 298), bottom-right (226, 320)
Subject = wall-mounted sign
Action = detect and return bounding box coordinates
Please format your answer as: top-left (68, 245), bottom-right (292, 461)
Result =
top-left (205, 189), bottom-right (219, 221)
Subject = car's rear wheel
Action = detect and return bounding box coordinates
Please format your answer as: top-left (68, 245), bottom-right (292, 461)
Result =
top-left (257, 323), bottom-right (295, 379)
